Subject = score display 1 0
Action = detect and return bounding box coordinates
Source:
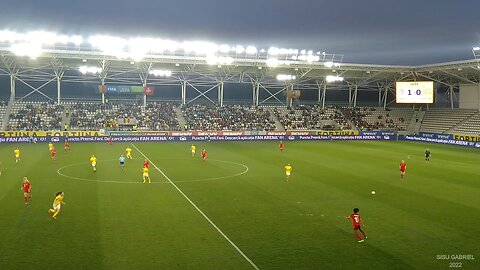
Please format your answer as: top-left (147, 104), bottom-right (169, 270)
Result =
top-left (395, 81), bottom-right (434, 104)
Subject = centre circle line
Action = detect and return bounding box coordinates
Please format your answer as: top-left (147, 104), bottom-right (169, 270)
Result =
top-left (56, 158), bottom-right (249, 184)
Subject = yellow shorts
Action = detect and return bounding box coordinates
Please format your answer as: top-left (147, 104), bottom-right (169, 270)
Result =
top-left (286, 171), bottom-right (291, 176)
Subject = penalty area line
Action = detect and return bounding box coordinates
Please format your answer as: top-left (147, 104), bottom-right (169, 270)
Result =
top-left (130, 143), bottom-right (260, 270)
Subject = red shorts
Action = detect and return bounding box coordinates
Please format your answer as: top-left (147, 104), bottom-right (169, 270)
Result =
top-left (353, 225), bottom-right (362, 230)
top-left (23, 189), bottom-right (31, 193)
top-left (400, 169), bottom-right (405, 173)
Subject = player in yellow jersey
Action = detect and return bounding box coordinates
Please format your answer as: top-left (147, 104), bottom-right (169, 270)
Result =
top-left (90, 155), bottom-right (97, 172)
top-left (191, 144), bottom-right (196, 158)
top-left (48, 191), bottom-right (65, 220)
top-left (14, 148), bottom-right (20, 164)
top-left (125, 147), bottom-right (133, 159)
top-left (285, 163), bottom-right (292, 181)
top-left (142, 167), bottom-right (151, 183)
top-left (48, 142), bottom-right (54, 152)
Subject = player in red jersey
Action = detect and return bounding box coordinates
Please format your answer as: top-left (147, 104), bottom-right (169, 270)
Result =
top-left (51, 148), bottom-right (57, 161)
top-left (109, 136), bottom-right (113, 145)
top-left (201, 149), bottom-right (207, 161)
top-left (346, 208), bottom-right (367, 242)
top-left (21, 177), bottom-right (32, 204)
top-left (143, 159), bottom-right (150, 168)
top-left (279, 140), bottom-right (284, 152)
top-left (399, 160), bottom-right (407, 179)
top-left (64, 140), bottom-right (71, 152)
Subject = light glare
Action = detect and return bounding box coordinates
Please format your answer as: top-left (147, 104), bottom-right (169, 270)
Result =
top-left (326, 75), bottom-right (344, 83)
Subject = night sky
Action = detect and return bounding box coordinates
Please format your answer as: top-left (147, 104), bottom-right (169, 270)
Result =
top-left (0, 0), bottom-right (479, 65)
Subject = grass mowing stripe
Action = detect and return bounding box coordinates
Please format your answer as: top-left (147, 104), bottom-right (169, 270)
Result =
top-left (130, 143), bottom-right (261, 270)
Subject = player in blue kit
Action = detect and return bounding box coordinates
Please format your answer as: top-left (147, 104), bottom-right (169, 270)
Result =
top-left (119, 155), bottom-right (126, 170)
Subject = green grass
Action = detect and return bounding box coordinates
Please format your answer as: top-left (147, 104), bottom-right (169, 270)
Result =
top-left (0, 140), bottom-right (479, 270)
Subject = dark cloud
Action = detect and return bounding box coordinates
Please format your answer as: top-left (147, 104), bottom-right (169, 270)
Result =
top-left (0, 0), bottom-right (478, 65)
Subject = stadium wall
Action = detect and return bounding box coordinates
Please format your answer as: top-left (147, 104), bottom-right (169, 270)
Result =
top-left (1, 130), bottom-right (478, 148)
top-left (459, 84), bottom-right (480, 110)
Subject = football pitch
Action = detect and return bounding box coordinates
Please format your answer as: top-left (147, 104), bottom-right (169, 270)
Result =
top-left (0, 140), bottom-right (478, 270)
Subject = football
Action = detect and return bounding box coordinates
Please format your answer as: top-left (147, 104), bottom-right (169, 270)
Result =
top-left (371, 191), bottom-right (376, 195)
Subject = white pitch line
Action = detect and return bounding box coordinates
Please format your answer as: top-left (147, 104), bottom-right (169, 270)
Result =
top-left (131, 143), bottom-right (260, 270)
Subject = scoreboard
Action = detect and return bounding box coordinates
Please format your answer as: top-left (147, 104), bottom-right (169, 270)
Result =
top-left (396, 81), bottom-right (434, 104)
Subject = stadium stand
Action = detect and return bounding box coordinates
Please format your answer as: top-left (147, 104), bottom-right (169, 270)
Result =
top-left (341, 107), bottom-right (413, 131)
top-left (182, 104), bottom-right (276, 131)
top-left (68, 101), bottom-right (180, 131)
top-left (7, 101), bottom-right (63, 131)
top-left (68, 102), bottom-right (122, 130)
top-left (136, 102), bottom-right (180, 131)
top-left (449, 112), bottom-right (480, 135)
top-left (273, 105), bottom-right (350, 130)
top-left (420, 109), bottom-right (477, 133)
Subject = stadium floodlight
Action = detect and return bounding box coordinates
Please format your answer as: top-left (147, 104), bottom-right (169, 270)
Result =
top-left (278, 48), bottom-right (290, 55)
top-left (0, 30), bottom-right (25, 42)
top-left (324, 61), bottom-right (334, 68)
top-left (143, 39), bottom-right (177, 53)
top-left (206, 55), bottom-right (234, 65)
top-left (26, 31), bottom-right (58, 45)
top-left (268, 47), bottom-right (280, 56)
top-left (246, 46), bottom-right (257, 54)
top-left (206, 55), bottom-right (217, 65)
top-left (9, 43), bottom-right (43, 59)
top-left (68, 35), bottom-right (83, 46)
top-left (473, 47), bottom-right (480, 51)
top-left (219, 44), bottom-right (231, 53)
top-left (221, 56), bottom-right (234, 64)
top-left (276, 74), bottom-right (296, 81)
top-left (326, 75), bottom-right (344, 83)
top-left (149, 69), bottom-right (172, 77)
top-left (182, 41), bottom-right (218, 55)
top-left (266, 58), bottom-right (279, 67)
top-left (235, 45), bottom-right (245, 54)
top-left (88, 35), bottom-right (128, 58)
top-left (79, 66), bottom-right (102, 75)
top-left (306, 54), bottom-right (320, 62)
top-left (128, 37), bottom-right (156, 61)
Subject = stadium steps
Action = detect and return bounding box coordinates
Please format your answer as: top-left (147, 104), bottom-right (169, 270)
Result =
top-left (1, 99), bottom-right (14, 130)
top-left (61, 105), bottom-right (72, 130)
top-left (406, 110), bottom-right (425, 134)
top-left (267, 108), bottom-right (285, 131)
top-left (175, 106), bottom-right (188, 130)
top-left (420, 109), bottom-right (477, 133)
top-left (447, 112), bottom-right (480, 135)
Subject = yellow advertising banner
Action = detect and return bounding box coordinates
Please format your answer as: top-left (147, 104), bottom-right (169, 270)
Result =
top-left (453, 134), bottom-right (480, 142)
top-left (0, 131), bottom-right (104, 138)
top-left (316, 130), bottom-right (359, 136)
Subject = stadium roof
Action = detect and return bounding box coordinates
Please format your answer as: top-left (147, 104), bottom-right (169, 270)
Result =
top-left (1, 46), bottom-right (478, 91)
